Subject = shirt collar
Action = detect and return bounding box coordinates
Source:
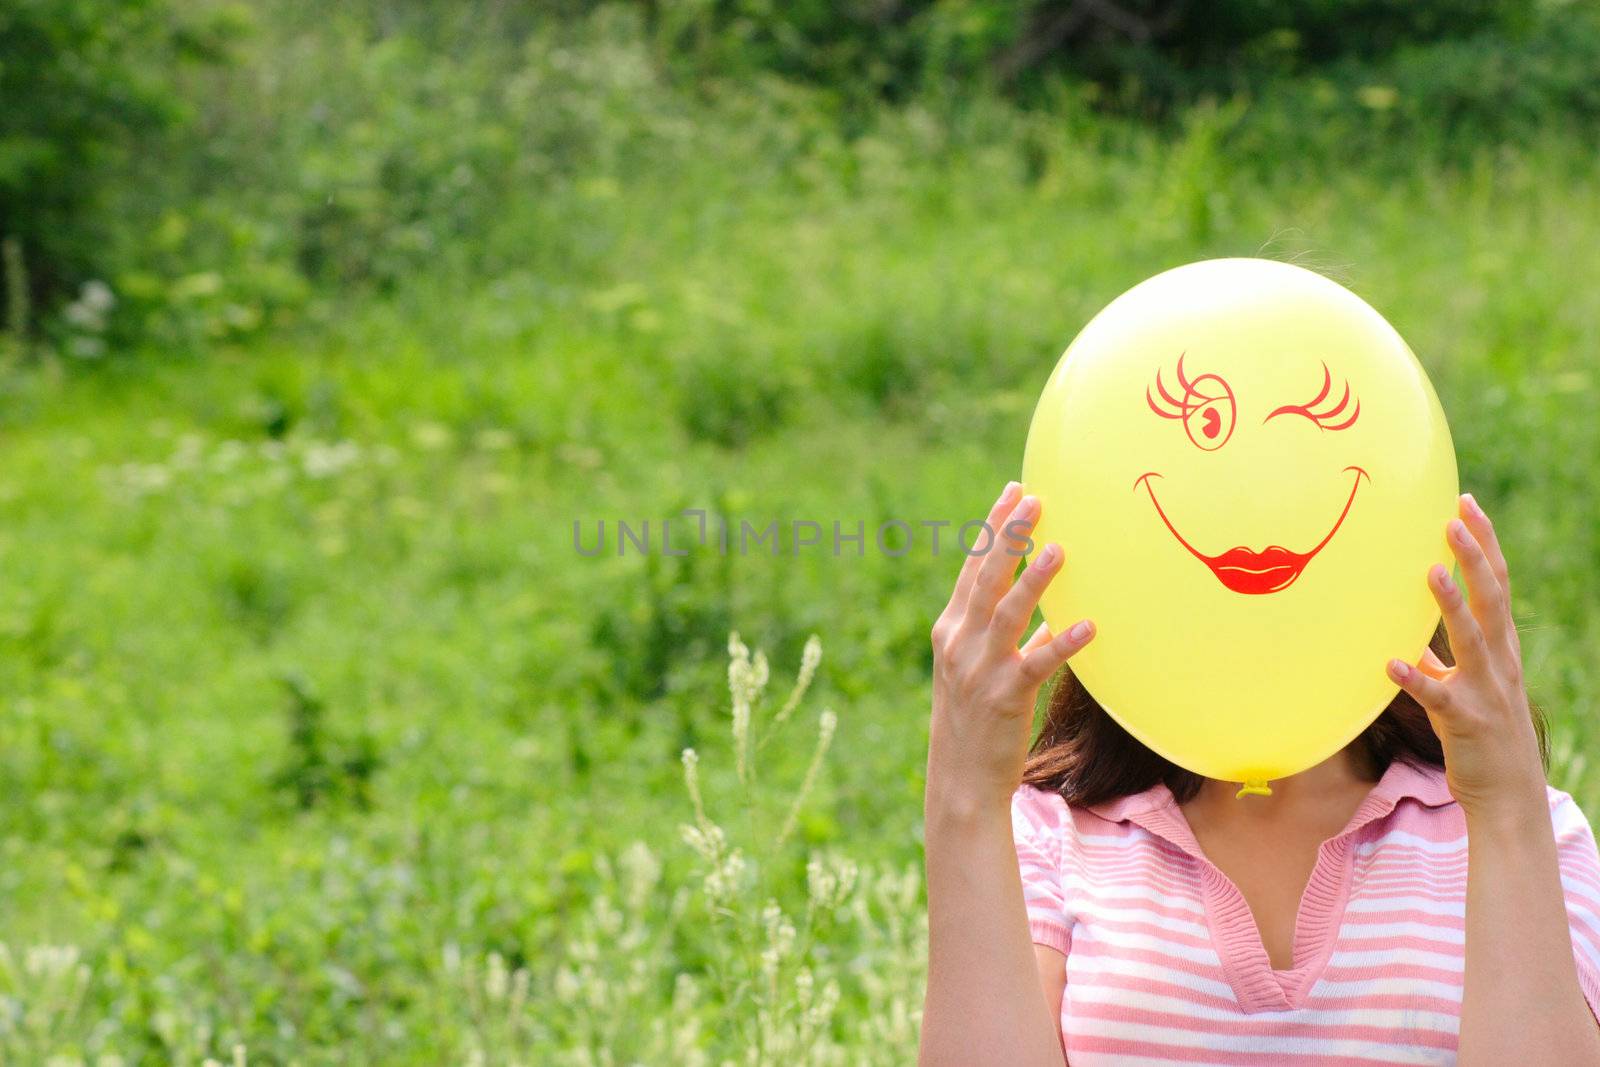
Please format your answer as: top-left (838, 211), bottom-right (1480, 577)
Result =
top-left (1085, 781), bottom-right (1176, 824)
top-left (1085, 757), bottom-right (1454, 850)
top-left (1364, 757), bottom-right (1456, 811)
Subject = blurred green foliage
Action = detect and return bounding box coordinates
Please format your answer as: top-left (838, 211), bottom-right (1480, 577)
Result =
top-left (5, 0), bottom-right (1600, 353)
top-left (0, 1), bottom-right (1597, 1063)
top-left (638, 0), bottom-right (1557, 103)
top-left (0, 0), bottom-right (242, 337)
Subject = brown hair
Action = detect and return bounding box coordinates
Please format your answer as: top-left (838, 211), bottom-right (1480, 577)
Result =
top-left (1022, 623), bottom-right (1547, 806)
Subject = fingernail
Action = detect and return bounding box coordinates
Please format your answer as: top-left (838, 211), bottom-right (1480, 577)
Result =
top-left (1431, 564), bottom-right (1455, 593)
top-left (1462, 493), bottom-right (1484, 519)
top-left (1034, 543), bottom-right (1059, 568)
top-left (1016, 494), bottom-right (1040, 519)
top-left (1069, 620), bottom-right (1093, 642)
top-left (1388, 658), bottom-right (1411, 682)
top-left (1449, 519), bottom-right (1470, 545)
top-left (1000, 481), bottom-right (1021, 502)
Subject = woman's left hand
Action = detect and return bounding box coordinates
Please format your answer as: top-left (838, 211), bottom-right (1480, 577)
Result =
top-left (1386, 493), bottom-right (1547, 823)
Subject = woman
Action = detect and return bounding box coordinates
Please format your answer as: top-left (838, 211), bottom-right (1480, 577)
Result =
top-left (920, 482), bottom-right (1600, 1065)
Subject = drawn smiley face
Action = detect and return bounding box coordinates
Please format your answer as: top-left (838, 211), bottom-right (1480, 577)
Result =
top-left (1136, 354), bottom-right (1368, 595)
top-left (1022, 258), bottom-right (1458, 785)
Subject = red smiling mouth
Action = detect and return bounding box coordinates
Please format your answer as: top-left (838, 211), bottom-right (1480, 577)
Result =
top-left (1133, 466), bottom-right (1370, 595)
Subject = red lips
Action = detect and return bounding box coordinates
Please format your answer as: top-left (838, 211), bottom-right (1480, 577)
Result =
top-left (1135, 467), bottom-right (1369, 595)
top-left (1203, 545), bottom-right (1311, 595)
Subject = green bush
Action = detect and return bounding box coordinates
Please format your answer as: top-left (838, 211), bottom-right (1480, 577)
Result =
top-left (8, 1), bottom-right (1598, 356)
top-left (1225, 12), bottom-right (1600, 167)
top-left (0, 0), bottom-right (239, 336)
top-left (633, 0), bottom-right (1547, 102)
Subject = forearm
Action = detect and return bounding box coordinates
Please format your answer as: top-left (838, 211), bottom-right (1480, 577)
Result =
top-left (918, 483), bottom-right (1087, 1065)
top-left (1458, 793), bottom-right (1600, 1066)
top-left (919, 784), bottom-right (1065, 1067)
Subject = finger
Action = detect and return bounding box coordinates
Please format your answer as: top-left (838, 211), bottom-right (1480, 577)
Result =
top-left (948, 482), bottom-right (1021, 612)
top-left (1459, 493), bottom-right (1519, 655)
top-left (1418, 646), bottom-right (1451, 679)
top-left (1459, 494), bottom-right (1510, 595)
top-left (992, 543), bottom-right (1062, 649)
top-left (1447, 517), bottom-right (1513, 654)
top-left (966, 492), bottom-right (1040, 621)
top-left (1020, 621), bottom-right (1054, 656)
top-left (1388, 658), bottom-right (1454, 716)
top-left (1019, 619), bottom-right (1095, 687)
top-left (1428, 562), bottom-right (1491, 675)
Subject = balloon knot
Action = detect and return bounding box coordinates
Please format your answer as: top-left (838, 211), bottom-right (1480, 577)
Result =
top-left (1236, 780), bottom-right (1273, 799)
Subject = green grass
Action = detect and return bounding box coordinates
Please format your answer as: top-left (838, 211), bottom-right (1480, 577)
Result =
top-left (1, 87), bottom-right (1598, 1063)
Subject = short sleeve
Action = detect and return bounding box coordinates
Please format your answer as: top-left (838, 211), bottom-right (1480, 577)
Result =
top-left (1550, 788), bottom-right (1600, 1018)
top-left (1012, 785), bottom-right (1074, 955)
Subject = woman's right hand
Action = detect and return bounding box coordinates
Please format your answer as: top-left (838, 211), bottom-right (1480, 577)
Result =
top-left (926, 481), bottom-right (1096, 818)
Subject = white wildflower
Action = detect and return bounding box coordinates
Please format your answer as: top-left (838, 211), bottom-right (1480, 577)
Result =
top-left (620, 841), bottom-right (661, 910)
top-left (484, 952), bottom-right (509, 1002)
top-left (807, 853), bottom-right (858, 912)
top-left (794, 968), bottom-right (814, 1010)
top-left (410, 422), bottom-right (453, 450)
top-left (681, 748), bottom-right (713, 834)
top-left (554, 966), bottom-right (581, 1003)
top-left (773, 634), bottom-right (822, 727)
top-left (804, 979), bottom-right (841, 1031)
top-left (301, 440), bottom-right (360, 479)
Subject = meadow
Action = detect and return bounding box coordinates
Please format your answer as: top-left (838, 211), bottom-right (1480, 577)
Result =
top-left (3, 5), bottom-right (1599, 1064)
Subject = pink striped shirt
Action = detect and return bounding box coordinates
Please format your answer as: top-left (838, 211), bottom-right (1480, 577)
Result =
top-left (1013, 759), bottom-right (1600, 1065)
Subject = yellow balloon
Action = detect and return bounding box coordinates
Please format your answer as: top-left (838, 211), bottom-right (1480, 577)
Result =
top-left (1022, 259), bottom-right (1458, 794)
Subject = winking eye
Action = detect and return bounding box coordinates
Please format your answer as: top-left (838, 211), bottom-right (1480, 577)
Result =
top-left (1265, 362), bottom-right (1360, 430)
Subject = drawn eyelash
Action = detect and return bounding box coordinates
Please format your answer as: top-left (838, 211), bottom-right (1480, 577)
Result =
top-left (1145, 359), bottom-right (1188, 420)
top-left (1266, 362), bottom-right (1360, 430)
top-left (1146, 353), bottom-right (1223, 418)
